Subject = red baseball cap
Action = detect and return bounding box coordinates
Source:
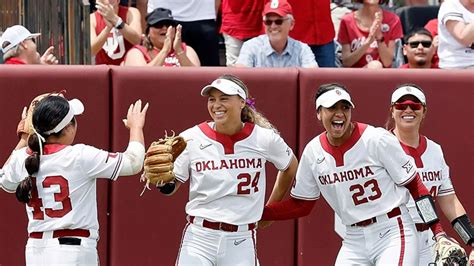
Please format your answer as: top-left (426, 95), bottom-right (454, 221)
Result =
top-left (263, 0), bottom-right (293, 17)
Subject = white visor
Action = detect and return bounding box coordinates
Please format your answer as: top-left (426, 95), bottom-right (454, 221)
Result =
top-left (316, 88), bottom-right (355, 109)
top-left (44, 99), bottom-right (84, 135)
top-left (391, 85), bottom-right (426, 105)
top-left (201, 78), bottom-right (247, 100)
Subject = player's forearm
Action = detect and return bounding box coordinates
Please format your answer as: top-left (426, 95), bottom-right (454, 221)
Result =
top-left (405, 174), bottom-right (445, 236)
top-left (438, 194), bottom-right (467, 222)
top-left (267, 156), bottom-right (297, 203)
top-left (129, 126), bottom-right (144, 146)
top-left (262, 197), bottom-right (315, 221)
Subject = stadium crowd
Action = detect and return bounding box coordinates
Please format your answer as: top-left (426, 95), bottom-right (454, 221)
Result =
top-left (1, 0), bottom-right (473, 68)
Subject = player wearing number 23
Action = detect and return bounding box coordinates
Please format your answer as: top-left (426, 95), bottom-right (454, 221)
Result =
top-left (160, 74), bottom-right (298, 265)
top-left (262, 83), bottom-right (448, 265)
top-left (0, 95), bottom-right (148, 265)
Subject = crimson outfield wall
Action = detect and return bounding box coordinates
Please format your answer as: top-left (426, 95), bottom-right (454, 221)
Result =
top-left (0, 66), bottom-right (472, 266)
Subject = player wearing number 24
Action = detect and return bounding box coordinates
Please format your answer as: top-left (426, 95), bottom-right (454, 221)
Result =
top-left (261, 83), bottom-right (449, 265)
top-left (0, 94), bottom-right (148, 265)
top-left (157, 74), bottom-right (298, 265)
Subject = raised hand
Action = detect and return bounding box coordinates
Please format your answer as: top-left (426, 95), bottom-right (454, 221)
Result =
top-left (123, 99), bottom-right (149, 130)
top-left (40, 46), bottom-right (59, 65)
top-left (173, 24), bottom-right (183, 54)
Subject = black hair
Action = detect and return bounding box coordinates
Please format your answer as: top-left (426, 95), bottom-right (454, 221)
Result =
top-left (353, 0), bottom-right (390, 5)
top-left (18, 96), bottom-right (74, 203)
top-left (314, 83), bottom-right (351, 112)
top-left (403, 28), bottom-right (433, 44)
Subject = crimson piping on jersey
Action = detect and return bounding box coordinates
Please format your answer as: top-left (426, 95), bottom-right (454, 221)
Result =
top-left (198, 122), bottom-right (255, 154)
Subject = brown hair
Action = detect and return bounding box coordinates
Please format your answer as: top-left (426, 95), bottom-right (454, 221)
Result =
top-left (218, 74), bottom-right (279, 134)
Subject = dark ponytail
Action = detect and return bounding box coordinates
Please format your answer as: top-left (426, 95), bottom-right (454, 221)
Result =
top-left (16, 96), bottom-right (70, 204)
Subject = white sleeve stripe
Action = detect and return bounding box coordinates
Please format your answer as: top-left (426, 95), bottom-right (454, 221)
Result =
top-left (442, 12), bottom-right (463, 24)
top-left (277, 153), bottom-right (293, 171)
top-left (110, 153), bottom-right (123, 181)
top-left (398, 172), bottom-right (417, 186)
top-left (439, 188), bottom-right (455, 194)
top-left (175, 175), bottom-right (186, 183)
top-left (290, 193), bottom-right (319, 201)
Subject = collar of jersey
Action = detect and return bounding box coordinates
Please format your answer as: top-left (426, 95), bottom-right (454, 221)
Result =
top-left (26, 144), bottom-right (68, 155)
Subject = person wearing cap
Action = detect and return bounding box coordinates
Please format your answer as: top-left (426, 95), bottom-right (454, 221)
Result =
top-left (261, 83), bottom-right (449, 265)
top-left (147, 0), bottom-right (220, 66)
top-left (235, 0), bottom-right (318, 68)
top-left (90, 0), bottom-right (142, 65)
top-left (124, 7), bottom-right (200, 66)
top-left (400, 29), bottom-right (438, 69)
top-left (337, 0), bottom-right (403, 68)
top-left (154, 74), bottom-right (298, 264)
top-left (0, 95), bottom-right (148, 265)
top-left (1, 25), bottom-right (58, 65)
top-left (386, 84), bottom-right (474, 265)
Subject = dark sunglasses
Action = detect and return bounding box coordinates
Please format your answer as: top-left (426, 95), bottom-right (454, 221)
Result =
top-left (407, 41), bottom-right (432, 49)
top-left (263, 18), bottom-right (288, 26)
top-left (393, 100), bottom-right (423, 111)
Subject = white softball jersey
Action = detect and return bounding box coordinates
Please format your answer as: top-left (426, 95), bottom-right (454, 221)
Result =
top-left (438, 0), bottom-right (474, 69)
top-left (291, 123), bottom-right (417, 226)
top-left (400, 136), bottom-right (454, 224)
top-left (2, 144), bottom-right (123, 239)
top-left (173, 122), bottom-right (293, 225)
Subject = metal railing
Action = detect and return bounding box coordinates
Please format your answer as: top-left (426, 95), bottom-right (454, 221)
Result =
top-left (0, 0), bottom-right (91, 64)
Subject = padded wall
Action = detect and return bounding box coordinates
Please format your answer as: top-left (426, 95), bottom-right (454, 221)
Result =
top-left (0, 65), bottom-right (111, 266)
top-left (109, 67), bottom-right (298, 266)
top-left (297, 68), bottom-right (474, 266)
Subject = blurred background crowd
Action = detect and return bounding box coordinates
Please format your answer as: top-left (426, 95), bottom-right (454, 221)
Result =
top-left (0, 0), bottom-right (472, 69)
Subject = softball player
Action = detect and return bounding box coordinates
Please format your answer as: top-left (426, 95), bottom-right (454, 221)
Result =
top-left (160, 74), bottom-right (298, 265)
top-left (389, 84), bottom-right (474, 265)
top-left (0, 95), bottom-right (148, 265)
top-left (262, 83), bottom-right (447, 265)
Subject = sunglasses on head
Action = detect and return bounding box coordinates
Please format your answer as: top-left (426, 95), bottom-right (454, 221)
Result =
top-left (263, 18), bottom-right (288, 26)
top-left (407, 41), bottom-right (432, 49)
top-left (393, 100), bottom-right (423, 111)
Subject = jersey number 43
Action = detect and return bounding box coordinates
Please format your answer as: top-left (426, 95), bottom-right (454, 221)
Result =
top-left (28, 176), bottom-right (72, 220)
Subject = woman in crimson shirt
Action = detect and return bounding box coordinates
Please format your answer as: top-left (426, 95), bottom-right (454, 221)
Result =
top-left (337, 0), bottom-right (403, 68)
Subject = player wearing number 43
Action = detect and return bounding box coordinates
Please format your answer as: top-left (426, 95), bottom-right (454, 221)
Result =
top-left (0, 94), bottom-right (148, 265)
top-left (261, 83), bottom-right (451, 265)
top-left (156, 74), bottom-right (298, 265)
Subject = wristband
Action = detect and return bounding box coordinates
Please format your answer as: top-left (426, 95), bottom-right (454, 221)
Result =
top-left (115, 17), bottom-right (125, 30)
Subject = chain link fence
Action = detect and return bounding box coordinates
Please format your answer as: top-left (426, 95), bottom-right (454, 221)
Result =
top-left (0, 0), bottom-right (91, 64)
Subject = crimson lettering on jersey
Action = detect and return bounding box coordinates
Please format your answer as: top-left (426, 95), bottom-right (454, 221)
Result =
top-left (420, 171), bottom-right (441, 182)
top-left (195, 158), bottom-right (263, 172)
top-left (318, 166), bottom-right (374, 185)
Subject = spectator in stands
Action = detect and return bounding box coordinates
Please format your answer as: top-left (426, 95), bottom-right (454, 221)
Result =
top-left (235, 0), bottom-right (318, 68)
top-left (437, 0), bottom-right (474, 68)
top-left (147, 0), bottom-right (220, 66)
top-left (124, 8), bottom-right (200, 66)
top-left (0, 25), bottom-right (58, 65)
top-left (400, 28), bottom-right (437, 68)
top-left (288, 0), bottom-right (336, 67)
top-left (90, 0), bottom-right (142, 65)
top-left (424, 0), bottom-right (443, 67)
top-left (220, 0), bottom-right (265, 66)
top-left (337, 0), bottom-right (403, 68)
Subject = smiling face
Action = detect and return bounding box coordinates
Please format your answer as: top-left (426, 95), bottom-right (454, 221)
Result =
top-left (264, 14), bottom-right (294, 45)
top-left (317, 100), bottom-right (353, 146)
top-left (207, 88), bottom-right (245, 132)
top-left (148, 23), bottom-right (174, 49)
top-left (391, 95), bottom-right (426, 133)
